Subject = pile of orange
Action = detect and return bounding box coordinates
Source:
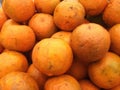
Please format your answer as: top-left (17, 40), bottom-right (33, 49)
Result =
top-left (0, 0), bottom-right (120, 90)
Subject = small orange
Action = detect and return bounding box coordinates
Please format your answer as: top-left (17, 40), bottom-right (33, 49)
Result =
top-left (0, 50), bottom-right (28, 78)
top-left (2, 0), bottom-right (35, 22)
top-left (109, 24), bottom-right (120, 55)
top-left (103, 0), bottom-right (120, 26)
top-left (53, 0), bottom-right (85, 31)
top-left (44, 74), bottom-right (82, 90)
top-left (32, 38), bottom-right (73, 76)
top-left (79, 79), bottom-right (101, 90)
top-left (67, 57), bottom-right (88, 80)
top-left (27, 64), bottom-right (48, 90)
top-left (79, 0), bottom-right (108, 16)
top-left (0, 19), bottom-right (36, 52)
top-left (0, 7), bottom-right (8, 29)
top-left (34, 0), bottom-right (60, 14)
top-left (29, 13), bottom-right (57, 40)
top-left (51, 31), bottom-right (72, 45)
top-left (0, 71), bottom-right (39, 90)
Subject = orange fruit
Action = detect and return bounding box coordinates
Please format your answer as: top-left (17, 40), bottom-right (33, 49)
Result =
top-left (51, 31), bottom-right (72, 45)
top-left (29, 13), bottom-right (57, 40)
top-left (88, 52), bottom-right (120, 89)
top-left (70, 23), bottom-right (110, 63)
top-left (109, 24), bottom-right (120, 55)
top-left (27, 64), bottom-right (48, 90)
top-left (2, 0), bottom-right (35, 22)
top-left (53, 0), bottom-right (85, 31)
top-left (79, 0), bottom-right (108, 16)
top-left (32, 38), bottom-right (73, 76)
top-left (0, 19), bottom-right (36, 52)
top-left (0, 7), bottom-right (8, 29)
top-left (34, 0), bottom-right (60, 14)
top-left (0, 71), bottom-right (39, 90)
top-left (44, 74), bottom-right (82, 90)
top-left (0, 50), bottom-right (28, 78)
top-left (105, 85), bottom-right (120, 90)
top-left (67, 57), bottom-right (88, 80)
top-left (103, 0), bottom-right (120, 26)
top-left (79, 79), bottom-right (100, 90)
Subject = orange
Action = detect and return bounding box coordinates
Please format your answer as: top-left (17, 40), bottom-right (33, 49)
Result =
top-left (103, 0), bottom-right (120, 26)
top-left (27, 64), bottom-right (48, 90)
top-left (51, 31), bottom-right (72, 45)
top-left (44, 74), bottom-right (82, 90)
top-left (53, 0), bottom-right (85, 31)
top-left (109, 24), bottom-right (120, 55)
top-left (2, 0), bottom-right (35, 22)
top-left (79, 79), bottom-right (100, 90)
top-left (67, 57), bottom-right (88, 80)
top-left (79, 0), bottom-right (108, 16)
top-left (105, 85), bottom-right (120, 90)
top-left (0, 50), bottom-right (28, 78)
top-left (88, 52), bottom-right (120, 89)
top-left (34, 0), bottom-right (60, 14)
top-left (0, 19), bottom-right (36, 52)
top-left (32, 38), bottom-right (73, 76)
top-left (0, 7), bottom-right (8, 29)
top-left (70, 23), bottom-right (110, 63)
top-left (29, 13), bottom-right (57, 40)
top-left (0, 71), bottom-right (39, 90)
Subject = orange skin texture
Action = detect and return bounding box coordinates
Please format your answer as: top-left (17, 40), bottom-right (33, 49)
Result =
top-left (27, 64), bottom-right (48, 90)
top-left (44, 75), bottom-right (82, 90)
top-left (51, 31), bottom-right (72, 45)
top-left (67, 57), bottom-right (88, 80)
top-left (109, 24), bottom-right (120, 56)
top-left (34, 0), bottom-right (60, 14)
top-left (105, 85), bottom-right (120, 90)
top-left (79, 79), bottom-right (100, 90)
top-left (70, 23), bottom-right (110, 63)
top-left (53, 0), bottom-right (85, 31)
top-left (29, 13), bottom-right (57, 40)
top-left (0, 50), bottom-right (28, 78)
top-left (2, 0), bottom-right (35, 22)
top-left (32, 38), bottom-right (73, 76)
top-left (88, 52), bottom-right (120, 89)
top-left (103, 0), bottom-right (120, 26)
top-left (0, 7), bottom-right (8, 29)
top-left (0, 72), bottom-right (39, 90)
top-left (0, 19), bottom-right (36, 52)
top-left (79, 0), bottom-right (108, 16)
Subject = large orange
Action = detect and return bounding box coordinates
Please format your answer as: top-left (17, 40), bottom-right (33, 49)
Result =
top-left (71, 23), bottom-right (110, 63)
top-left (88, 52), bottom-right (120, 89)
top-left (32, 38), bottom-right (73, 76)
